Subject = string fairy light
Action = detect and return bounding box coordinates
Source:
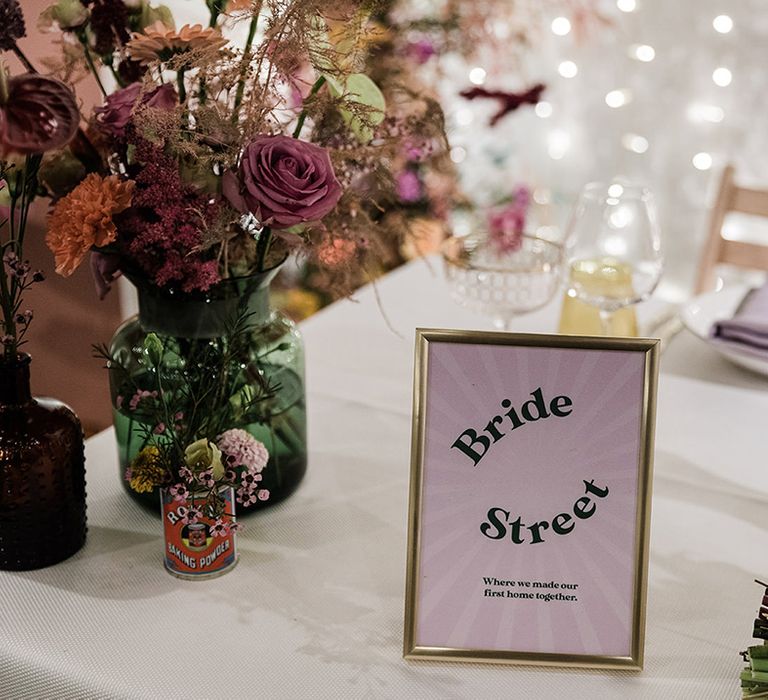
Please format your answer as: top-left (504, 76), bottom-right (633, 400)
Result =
top-left (558, 61), bottom-right (578, 78)
top-left (616, 0), bottom-right (637, 12)
top-left (622, 133), bottom-right (649, 153)
top-left (687, 103), bottom-right (725, 124)
top-left (713, 15), bottom-right (733, 33)
top-left (468, 67), bottom-right (487, 85)
top-left (630, 44), bottom-right (655, 62)
top-left (692, 152), bottom-right (713, 170)
top-left (551, 17), bottom-right (571, 36)
top-left (712, 67), bottom-right (732, 86)
top-left (605, 89), bottom-right (632, 108)
top-left (547, 130), bottom-right (570, 159)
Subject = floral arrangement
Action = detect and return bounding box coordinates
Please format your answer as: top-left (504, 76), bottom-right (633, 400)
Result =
top-left (2, 0), bottom-right (447, 301)
top-left (0, 3), bottom-right (82, 361)
top-left (94, 312), bottom-right (275, 520)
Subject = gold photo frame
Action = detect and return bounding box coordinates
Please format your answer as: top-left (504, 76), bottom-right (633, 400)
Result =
top-left (403, 329), bottom-right (659, 669)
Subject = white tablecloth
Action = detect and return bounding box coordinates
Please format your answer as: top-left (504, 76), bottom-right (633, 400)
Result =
top-left (2, 258), bottom-right (768, 699)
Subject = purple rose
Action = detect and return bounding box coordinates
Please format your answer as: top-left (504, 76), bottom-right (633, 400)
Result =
top-left (222, 135), bottom-right (342, 229)
top-left (94, 83), bottom-right (177, 138)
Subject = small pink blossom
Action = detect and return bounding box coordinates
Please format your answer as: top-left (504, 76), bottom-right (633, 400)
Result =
top-left (237, 488), bottom-right (258, 507)
top-left (210, 519), bottom-right (230, 538)
top-left (128, 389), bottom-right (158, 412)
top-left (169, 483), bottom-right (189, 502)
top-left (181, 506), bottom-right (202, 525)
top-left (153, 422), bottom-right (165, 435)
top-left (198, 469), bottom-right (215, 489)
top-left (257, 489), bottom-right (270, 501)
top-left (178, 466), bottom-right (193, 482)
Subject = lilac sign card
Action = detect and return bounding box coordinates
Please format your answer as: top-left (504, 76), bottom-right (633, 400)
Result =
top-left (404, 330), bottom-right (659, 669)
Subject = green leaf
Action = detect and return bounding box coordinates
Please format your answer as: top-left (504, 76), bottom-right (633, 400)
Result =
top-left (328, 73), bottom-right (385, 144)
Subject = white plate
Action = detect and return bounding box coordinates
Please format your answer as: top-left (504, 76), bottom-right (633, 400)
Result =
top-left (681, 283), bottom-right (768, 376)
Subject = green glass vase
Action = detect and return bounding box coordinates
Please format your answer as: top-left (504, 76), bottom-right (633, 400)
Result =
top-left (108, 263), bottom-right (307, 515)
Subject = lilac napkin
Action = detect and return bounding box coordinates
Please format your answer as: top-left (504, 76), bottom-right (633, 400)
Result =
top-left (711, 282), bottom-right (768, 358)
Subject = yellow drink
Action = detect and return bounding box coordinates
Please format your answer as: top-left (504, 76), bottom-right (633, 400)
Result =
top-left (558, 258), bottom-right (638, 336)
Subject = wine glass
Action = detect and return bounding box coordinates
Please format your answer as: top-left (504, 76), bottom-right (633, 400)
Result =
top-left (564, 182), bottom-right (663, 335)
top-left (443, 233), bottom-right (563, 331)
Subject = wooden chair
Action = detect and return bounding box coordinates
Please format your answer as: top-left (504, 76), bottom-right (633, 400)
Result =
top-left (695, 164), bottom-right (768, 293)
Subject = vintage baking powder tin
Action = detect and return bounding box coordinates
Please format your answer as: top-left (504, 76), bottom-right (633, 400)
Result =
top-left (161, 487), bottom-right (238, 580)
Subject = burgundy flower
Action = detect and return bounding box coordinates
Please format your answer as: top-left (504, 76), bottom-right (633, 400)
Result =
top-left (222, 135), bottom-right (342, 229)
top-left (89, 251), bottom-right (122, 300)
top-left (88, 0), bottom-right (129, 55)
top-left (94, 82), bottom-right (177, 138)
top-left (0, 74), bottom-right (79, 155)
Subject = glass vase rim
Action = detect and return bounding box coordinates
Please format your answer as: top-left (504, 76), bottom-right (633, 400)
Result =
top-left (124, 255), bottom-right (288, 301)
top-left (578, 181), bottom-right (654, 202)
top-left (441, 233), bottom-right (563, 274)
top-left (0, 351), bottom-right (32, 368)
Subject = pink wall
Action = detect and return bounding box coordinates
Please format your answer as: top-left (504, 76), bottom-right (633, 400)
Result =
top-left (12, 0), bottom-right (101, 109)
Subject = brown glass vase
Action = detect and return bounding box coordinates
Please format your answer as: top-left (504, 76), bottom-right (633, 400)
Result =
top-left (0, 354), bottom-right (87, 570)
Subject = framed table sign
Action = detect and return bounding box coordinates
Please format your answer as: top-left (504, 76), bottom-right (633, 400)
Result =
top-left (404, 329), bottom-right (659, 669)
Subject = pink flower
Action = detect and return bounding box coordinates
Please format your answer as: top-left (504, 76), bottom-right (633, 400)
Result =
top-left (222, 135), bottom-right (342, 228)
top-left (396, 170), bottom-right (422, 203)
top-left (94, 82), bottom-right (177, 138)
top-left (404, 38), bottom-right (436, 65)
top-left (237, 488), bottom-right (258, 507)
top-left (198, 469), bottom-right (215, 489)
top-left (240, 472), bottom-right (262, 491)
top-left (210, 519), bottom-right (230, 538)
top-left (179, 466), bottom-right (193, 482)
top-left (217, 429), bottom-right (269, 473)
top-left (153, 422), bottom-right (165, 435)
top-left (257, 489), bottom-right (270, 501)
top-left (169, 483), bottom-right (189, 502)
top-left (128, 389), bottom-right (158, 412)
top-left (487, 193), bottom-right (530, 255)
top-left (181, 506), bottom-right (202, 525)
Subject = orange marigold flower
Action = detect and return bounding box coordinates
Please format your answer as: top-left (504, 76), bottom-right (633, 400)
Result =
top-left (126, 22), bottom-right (227, 65)
top-left (46, 173), bottom-right (134, 277)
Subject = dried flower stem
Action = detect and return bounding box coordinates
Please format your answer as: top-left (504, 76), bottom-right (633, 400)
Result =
top-left (11, 45), bottom-right (35, 73)
top-left (232, 13), bottom-right (260, 117)
top-left (1, 156), bottom-right (42, 360)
